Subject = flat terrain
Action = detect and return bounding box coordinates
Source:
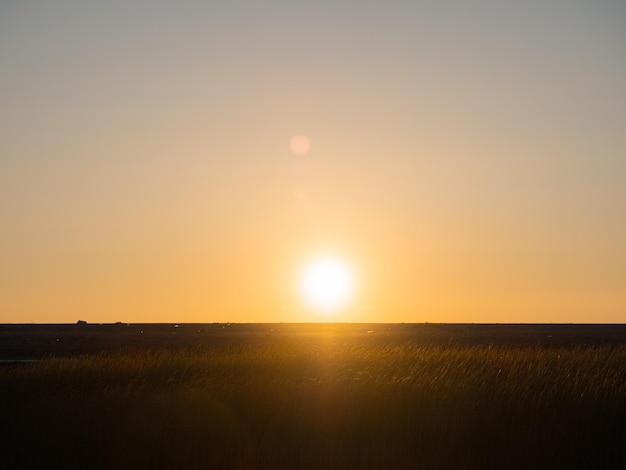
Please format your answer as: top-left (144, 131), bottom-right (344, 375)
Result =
top-left (2, 322), bottom-right (626, 359)
top-left (1, 324), bottom-right (625, 469)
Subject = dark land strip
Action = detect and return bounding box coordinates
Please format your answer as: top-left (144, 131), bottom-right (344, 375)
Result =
top-left (2, 323), bottom-right (625, 359)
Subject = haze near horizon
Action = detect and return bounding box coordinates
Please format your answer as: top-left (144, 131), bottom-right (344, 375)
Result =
top-left (1, 1), bottom-right (625, 323)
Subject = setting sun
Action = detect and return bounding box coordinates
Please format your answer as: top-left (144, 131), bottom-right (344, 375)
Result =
top-left (298, 256), bottom-right (356, 316)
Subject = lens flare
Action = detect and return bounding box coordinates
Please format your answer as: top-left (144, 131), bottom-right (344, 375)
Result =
top-left (290, 135), bottom-right (311, 155)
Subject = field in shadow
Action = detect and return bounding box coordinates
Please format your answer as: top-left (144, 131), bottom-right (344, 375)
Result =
top-left (1, 323), bottom-right (625, 469)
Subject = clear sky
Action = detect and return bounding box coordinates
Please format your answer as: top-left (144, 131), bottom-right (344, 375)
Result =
top-left (1, 1), bottom-right (625, 323)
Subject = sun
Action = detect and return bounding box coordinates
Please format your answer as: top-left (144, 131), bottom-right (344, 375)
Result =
top-left (298, 255), bottom-right (356, 316)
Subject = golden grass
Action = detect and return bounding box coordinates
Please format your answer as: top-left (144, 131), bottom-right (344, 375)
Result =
top-left (2, 343), bottom-right (625, 469)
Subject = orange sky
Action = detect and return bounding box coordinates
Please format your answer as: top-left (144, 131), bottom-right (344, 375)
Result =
top-left (1, 1), bottom-right (625, 323)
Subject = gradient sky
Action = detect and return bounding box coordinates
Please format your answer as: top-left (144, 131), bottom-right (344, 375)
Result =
top-left (1, 1), bottom-right (625, 323)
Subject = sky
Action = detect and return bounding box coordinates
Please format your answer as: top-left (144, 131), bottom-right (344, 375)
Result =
top-left (1, 0), bottom-right (625, 323)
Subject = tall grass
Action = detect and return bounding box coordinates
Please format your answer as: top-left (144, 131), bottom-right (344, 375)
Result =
top-left (2, 343), bottom-right (625, 469)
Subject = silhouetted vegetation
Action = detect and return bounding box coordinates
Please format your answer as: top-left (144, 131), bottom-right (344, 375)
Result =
top-left (1, 325), bottom-right (625, 469)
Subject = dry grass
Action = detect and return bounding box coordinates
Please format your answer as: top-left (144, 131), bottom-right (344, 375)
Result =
top-left (2, 342), bottom-right (626, 469)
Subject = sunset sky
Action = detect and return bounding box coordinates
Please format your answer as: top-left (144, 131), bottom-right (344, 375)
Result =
top-left (1, 1), bottom-right (625, 323)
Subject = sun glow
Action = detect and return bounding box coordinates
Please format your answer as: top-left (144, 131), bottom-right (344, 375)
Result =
top-left (298, 255), bottom-right (356, 316)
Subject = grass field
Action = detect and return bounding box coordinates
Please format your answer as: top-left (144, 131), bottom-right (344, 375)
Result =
top-left (1, 324), bottom-right (626, 469)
